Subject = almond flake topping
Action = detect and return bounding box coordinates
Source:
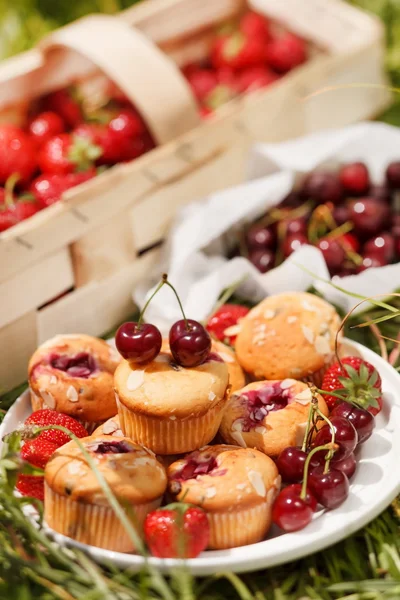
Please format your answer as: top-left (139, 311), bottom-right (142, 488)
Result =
top-left (208, 391), bottom-right (216, 401)
top-left (232, 419), bottom-right (243, 432)
top-left (236, 482), bottom-right (246, 490)
top-left (231, 430), bottom-right (247, 448)
top-left (66, 385), bottom-right (78, 402)
top-left (302, 299), bottom-right (318, 312)
top-left (68, 461), bottom-right (84, 476)
top-left (301, 325), bottom-right (314, 344)
top-left (247, 470), bottom-right (266, 497)
top-left (206, 486), bottom-right (217, 499)
top-left (127, 370), bottom-right (145, 391)
top-left (263, 309), bottom-right (276, 320)
top-left (314, 335), bottom-right (331, 356)
top-left (294, 388), bottom-right (312, 404)
top-left (49, 375), bottom-right (57, 385)
top-left (169, 415), bottom-right (177, 420)
top-left (218, 351), bottom-right (234, 363)
top-left (154, 354), bottom-right (170, 363)
top-left (40, 390), bottom-right (55, 409)
top-left (254, 426), bottom-right (267, 434)
top-left (103, 419), bottom-right (119, 434)
top-left (280, 378), bottom-right (296, 389)
top-left (287, 316), bottom-right (298, 324)
top-left (224, 324), bottom-right (241, 337)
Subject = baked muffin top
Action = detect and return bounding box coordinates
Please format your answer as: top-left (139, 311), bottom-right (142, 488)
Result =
top-left (114, 347), bottom-right (229, 419)
top-left (235, 292), bottom-right (340, 380)
top-left (45, 435), bottom-right (167, 504)
top-left (168, 444), bottom-right (280, 511)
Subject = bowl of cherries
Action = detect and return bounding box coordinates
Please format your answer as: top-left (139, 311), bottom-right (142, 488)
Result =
top-left (237, 161), bottom-right (400, 278)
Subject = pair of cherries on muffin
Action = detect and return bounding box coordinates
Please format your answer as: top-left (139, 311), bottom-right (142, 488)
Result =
top-left (115, 275), bottom-right (211, 368)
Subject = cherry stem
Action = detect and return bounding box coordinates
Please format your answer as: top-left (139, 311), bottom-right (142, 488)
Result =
top-left (301, 442), bottom-right (334, 500)
top-left (315, 408), bottom-right (336, 473)
top-left (301, 388), bottom-right (318, 452)
top-left (4, 173), bottom-right (20, 208)
top-left (137, 277), bottom-right (166, 328)
top-left (162, 275), bottom-right (189, 329)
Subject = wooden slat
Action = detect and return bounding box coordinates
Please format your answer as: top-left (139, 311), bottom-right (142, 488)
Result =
top-left (0, 311), bottom-right (37, 391)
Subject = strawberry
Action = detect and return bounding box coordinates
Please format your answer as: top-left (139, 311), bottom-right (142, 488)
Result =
top-left (40, 89), bottom-right (83, 128)
top-left (235, 66), bottom-right (279, 93)
top-left (239, 11), bottom-right (270, 40)
top-left (266, 33), bottom-right (307, 73)
top-left (185, 69), bottom-right (218, 102)
top-left (206, 303), bottom-right (250, 345)
top-left (28, 111), bottom-right (65, 147)
top-left (0, 125), bottom-right (37, 185)
top-left (16, 474), bottom-right (44, 501)
top-left (144, 503), bottom-right (209, 558)
top-left (24, 409), bottom-right (88, 446)
top-left (10, 197), bottom-right (42, 223)
top-left (199, 106), bottom-right (213, 119)
top-left (38, 133), bottom-right (102, 175)
top-left (30, 169), bottom-right (96, 207)
top-left (20, 437), bottom-right (58, 469)
top-left (0, 208), bottom-right (16, 232)
top-left (211, 33), bottom-right (265, 71)
top-left (321, 356), bottom-right (383, 415)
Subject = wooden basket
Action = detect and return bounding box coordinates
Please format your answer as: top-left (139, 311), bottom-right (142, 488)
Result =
top-left (0, 0), bottom-right (390, 392)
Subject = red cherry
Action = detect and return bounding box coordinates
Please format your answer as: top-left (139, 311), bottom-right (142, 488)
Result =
top-left (332, 204), bottom-right (350, 226)
top-left (369, 184), bottom-right (391, 203)
top-left (284, 216), bottom-right (307, 235)
top-left (28, 111), bottom-right (65, 147)
top-left (349, 198), bottom-right (390, 237)
top-left (313, 417), bottom-right (358, 462)
top-left (169, 319), bottom-right (211, 368)
top-left (278, 191), bottom-right (303, 209)
top-left (246, 225), bottom-right (275, 250)
top-left (357, 253), bottom-right (387, 272)
top-left (341, 232), bottom-right (360, 253)
top-left (364, 232), bottom-right (395, 262)
top-left (115, 322), bottom-right (162, 363)
top-left (276, 447), bottom-right (319, 483)
top-left (235, 66), bottom-right (278, 93)
top-left (272, 484), bottom-right (317, 532)
top-left (339, 162), bottom-right (370, 195)
top-left (249, 249), bottom-right (274, 273)
top-left (386, 161), bottom-right (400, 189)
top-left (308, 468), bottom-right (349, 509)
top-left (266, 33), bottom-right (306, 73)
top-left (330, 453), bottom-right (356, 479)
top-left (283, 233), bottom-right (308, 257)
top-left (316, 237), bottom-right (346, 271)
top-left (301, 171), bottom-right (342, 205)
top-left (331, 401), bottom-right (375, 444)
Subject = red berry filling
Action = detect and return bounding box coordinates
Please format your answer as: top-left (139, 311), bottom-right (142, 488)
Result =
top-left (50, 352), bottom-right (97, 378)
top-left (239, 383), bottom-right (291, 431)
top-left (172, 452), bottom-right (227, 481)
top-left (90, 440), bottom-right (133, 454)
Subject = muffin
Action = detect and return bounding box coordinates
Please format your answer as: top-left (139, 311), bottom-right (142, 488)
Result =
top-left (114, 346), bottom-right (230, 454)
top-left (220, 379), bottom-right (328, 456)
top-left (168, 444), bottom-right (280, 549)
top-left (44, 435), bottom-right (167, 552)
top-left (29, 334), bottom-right (120, 433)
top-left (235, 292), bottom-right (341, 385)
top-left (212, 340), bottom-right (246, 393)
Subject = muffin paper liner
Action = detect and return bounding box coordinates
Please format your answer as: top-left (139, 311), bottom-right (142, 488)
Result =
top-left (44, 485), bottom-right (160, 552)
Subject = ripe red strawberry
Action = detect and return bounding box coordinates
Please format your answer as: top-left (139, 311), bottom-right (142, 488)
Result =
top-left (21, 437), bottom-right (59, 469)
top-left (0, 207), bottom-right (16, 232)
top-left (266, 33), bottom-right (307, 73)
top-left (0, 125), bottom-right (37, 185)
top-left (235, 66), bottom-right (279, 93)
top-left (144, 503), bottom-right (209, 558)
top-left (185, 69), bottom-right (218, 102)
top-left (321, 356), bottom-right (382, 415)
top-left (30, 169), bottom-right (96, 207)
top-left (40, 89), bottom-right (83, 128)
top-left (38, 133), bottom-right (102, 175)
top-left (24, 409), bottom-right (88, 446)
top-left (199, 106), bottom-right (213, 119)
top-left (28, 111), bottom-right (65, 147)
top-left (206, 303), bottom-right (250, 345)
top-left (211, 33), bottom-right (265, 70)
top-left (16, 474), bottom-right (44, 501)
top-left (11, 197), bottom-right (42, 223)
top-left (239, 11), bottom-right (270, 40)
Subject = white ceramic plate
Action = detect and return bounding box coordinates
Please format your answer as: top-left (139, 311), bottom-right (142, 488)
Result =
top-left (1, 338), bottom-right (400, 576)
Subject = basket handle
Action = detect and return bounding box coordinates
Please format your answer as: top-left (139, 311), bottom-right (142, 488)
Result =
top-left (39, 14), bottom-right (200, 145)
